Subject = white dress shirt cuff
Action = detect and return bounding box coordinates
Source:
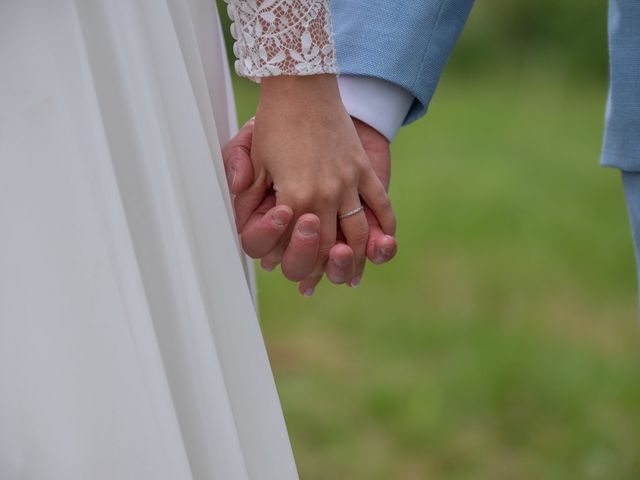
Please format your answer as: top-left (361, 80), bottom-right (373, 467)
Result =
top-left (337, 75), bottom-right (414, 142)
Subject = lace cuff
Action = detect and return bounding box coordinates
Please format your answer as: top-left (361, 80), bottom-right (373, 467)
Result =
top-left (225, 0), bottom-right (338, 80)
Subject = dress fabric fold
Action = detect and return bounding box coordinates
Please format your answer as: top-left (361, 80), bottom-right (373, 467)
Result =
top-left (0, 1), bottom-right (297, 479)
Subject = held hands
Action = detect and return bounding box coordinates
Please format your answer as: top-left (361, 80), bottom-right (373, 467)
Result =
top-left (222, 75), bottom-right (398, 295)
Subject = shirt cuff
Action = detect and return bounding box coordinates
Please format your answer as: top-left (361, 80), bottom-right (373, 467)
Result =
top-left (337, 75), bottom-right (414, 142)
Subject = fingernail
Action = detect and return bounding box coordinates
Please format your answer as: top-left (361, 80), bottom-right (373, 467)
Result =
top-left (261, 261), bottom-right (275, 272)
top-left (243, 116), bottom-right (255, 127)
top-left (350, 275), bottom-right (361, 288)
top-left (298, 221), bottom-right (318, 237)
top-left (376, 246), bottom-right (393, 262)
top-left (271, 208), bottom-right (290, 227)
top-left (333, 256), bottom-right (350, 267)
top-left (303, 287), bottom-right (315, 297)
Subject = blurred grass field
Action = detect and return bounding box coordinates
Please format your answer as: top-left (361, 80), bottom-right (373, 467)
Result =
top-left (232, 68), bottom-right (640, 479)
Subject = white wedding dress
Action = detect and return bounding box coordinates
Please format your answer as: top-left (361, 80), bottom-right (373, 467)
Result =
top-left (0, 1), bottom-right (335, 479)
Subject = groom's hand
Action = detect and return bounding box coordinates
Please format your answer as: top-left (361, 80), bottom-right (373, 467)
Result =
top-left (297, 118), bottom-right (397, 294)
top-left (352, 118), bottom-right (398, 266)
top-left (222, 118), bottom-right (397, 293)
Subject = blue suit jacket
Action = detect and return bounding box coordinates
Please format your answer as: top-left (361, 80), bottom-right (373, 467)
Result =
top-left (332, 0), bottom-right (640, 285)
top-left (331, 0), bottom-right (474, 125)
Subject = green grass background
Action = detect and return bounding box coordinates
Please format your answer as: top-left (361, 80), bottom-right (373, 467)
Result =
top-left (228, 27), bottom-right (640, 480)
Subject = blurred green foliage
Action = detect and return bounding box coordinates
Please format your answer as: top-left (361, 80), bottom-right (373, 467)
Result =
top-left (448, 0), bottom-right (608, 79)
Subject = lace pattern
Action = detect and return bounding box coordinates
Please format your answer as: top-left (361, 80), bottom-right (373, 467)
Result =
top-left (225, 0), bottom-right (337, 79)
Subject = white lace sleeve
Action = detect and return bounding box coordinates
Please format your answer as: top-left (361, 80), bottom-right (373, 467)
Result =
top-left (224, 0), bottom-right (338, 80)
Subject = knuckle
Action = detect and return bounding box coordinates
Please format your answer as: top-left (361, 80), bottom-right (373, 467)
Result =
top-left (278, 187), bottom-right (313, 210)
top-left (341, 158), bottom-right (363, 182)
top-left (322, 182), bottom-right (342, 201)
top-left (340, 163), bottom-right (359, 182)
top-left (354, 154), bottom-right (370, 171)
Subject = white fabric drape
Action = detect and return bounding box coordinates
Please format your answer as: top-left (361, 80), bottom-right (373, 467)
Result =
top-left (0, 1), bottom-right (297, 478)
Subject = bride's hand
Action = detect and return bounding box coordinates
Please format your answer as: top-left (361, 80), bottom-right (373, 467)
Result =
top-left (235, 74), bottom-right (396, 286)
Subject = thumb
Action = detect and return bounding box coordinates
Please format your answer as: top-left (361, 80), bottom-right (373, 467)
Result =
top-left (234, 172), bottom-right (271, 232)
top-left (363, 205), bottom-right (397, 264)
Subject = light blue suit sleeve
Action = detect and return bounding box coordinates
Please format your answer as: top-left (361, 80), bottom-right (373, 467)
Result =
top-left (602, 0), bottom-right (640, 172)
top-left (331, 0), bottom-right (474, 125)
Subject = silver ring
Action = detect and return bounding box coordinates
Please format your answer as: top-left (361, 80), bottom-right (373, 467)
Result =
top-left (338, 205), bottom-right (364, 220)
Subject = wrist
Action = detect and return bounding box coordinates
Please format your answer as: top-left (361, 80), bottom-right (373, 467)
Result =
top-left (352, 118), bottom-right (389, 146)
top-left (259, 74), bottom-right (342, 110)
